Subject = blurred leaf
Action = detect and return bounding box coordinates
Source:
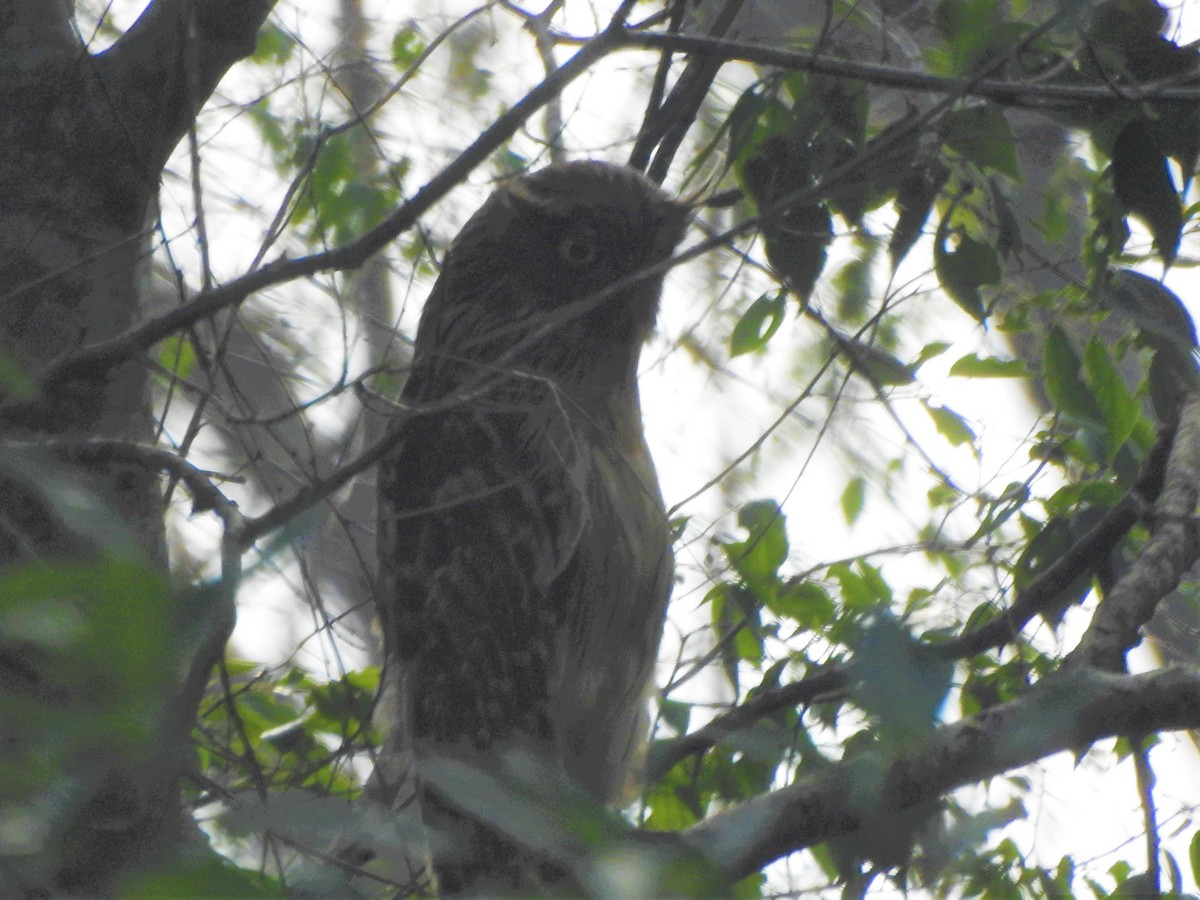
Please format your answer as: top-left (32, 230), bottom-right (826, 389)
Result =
top-left (914, 341), bottom-right (952, 368)
top-left (942, 104), bottom-right (1021, 180)
top-left (768, 581), bottom-right (837, 630)
top-left (730, 291), bottom-right (786, 357)
top-left (842, 477), bottom-right (866, 525)
top-left (934, 216), bottom-right (1001, 321)
top-left (934, 0), bottom-right (1008, 73)
top-left (154, 334), bottom-right (196, 381)
top-left (724, 500), bottom-right (789, 587)
top-left (926, 404), bottom-right (977, 447)
top-left (833, 245), bottom-right (876, 323)
top-left (840, 338), bottom-right (917, 386)
top-left (829, 562), bottom-right (887, 613)
top-left (891, 157), bottom-right (950, 269)
top-left (1044, 327), bottom-right (1104, 425)
top-left (855, 614), bottom-right (953, 749)
top-left (1111, 121), bottom-right (1182, 264)
top-left (949, 353), bottom-right (1028, 378)
top-left (1190, 831), bottom-right (1200, 889)
top-left (1082, 336), bottom-right (1139, 460)
top-left (251, 25), bottom-right (295, 66)
top-left (659, 698), bottom-right (691, 736)
top-left (391, 23), bottom-right (426, 68)
top-left (0, 352), bottom-right (37, 400)
top-left (116, 854), bottom-right (282, 898)
top-left (763, 204), bottom-right (833, 300)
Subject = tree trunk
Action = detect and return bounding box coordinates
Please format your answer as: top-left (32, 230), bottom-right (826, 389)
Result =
top-left (0, 2), bottom-right (272, 893)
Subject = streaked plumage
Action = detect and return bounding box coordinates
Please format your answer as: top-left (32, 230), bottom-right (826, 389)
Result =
top-left (375, 161), bottom-right (688, 892)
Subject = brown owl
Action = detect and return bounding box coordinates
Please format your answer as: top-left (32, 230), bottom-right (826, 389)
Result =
top-left (375, 161), bottom-right (689, 892)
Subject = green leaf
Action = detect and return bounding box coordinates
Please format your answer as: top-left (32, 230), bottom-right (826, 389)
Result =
top-left (839, 337), bottom-right (917, 386)
top-left (658, 698), bottom-right (691, 735)
top-left (391, 24), bottom-right (426, 68)
top-left (1044, 327), bottom-right (1104, 425)
top-left (913, 341), bottom-right (952, 368)
top-left (949, 353), bottom-right (1028, 378)
top-left (767, 581), bottom-right (836, 630)
top-left (891, 158), bottom-right (950, 269)
top-left (1189, 831), bottom-right (1200, 889)
top-left (155, 334), bottom-right (197, 381)
top-left (1111, 120), bottom-right (1182, 264)
top-left (829, 563), bottom-right (883, 612)
top-left (1083, 335), bottom-right (1139, 459)
top-left (934, 218), bottom-right (1001, 322)
top-left (942, 104), bottom-right (1021, 180)
top-left (926, 403), bottom-right (977, 447)
top-left (251, 25), bottom-right (296, 66)
top-left (854, 613), bottom-right (953, 748)
top-left (0, 352), bottom-right (37, 399)
top-left (117, 855), bottom-right (282, 898)
top-left (724, 500), bottom-right (789, 585)
top-left (763, 204), bottom-right (833, 300)
top-left (730, 290), bottom-right (787, 357)
top-left (841, 477), bottom-right (866, 525)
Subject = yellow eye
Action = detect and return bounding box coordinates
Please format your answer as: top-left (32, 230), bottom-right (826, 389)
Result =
top-left (558, 229), bottom-right (598, 267)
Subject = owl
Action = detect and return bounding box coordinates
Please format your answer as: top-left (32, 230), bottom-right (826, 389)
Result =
top-left (375, 160), bottom-right (689, 892)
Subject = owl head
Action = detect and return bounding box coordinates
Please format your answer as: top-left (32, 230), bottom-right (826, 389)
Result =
top-left (410, 161), bottom-right (691, 396)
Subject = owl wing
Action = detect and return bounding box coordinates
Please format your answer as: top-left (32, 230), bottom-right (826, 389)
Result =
top-left (549, 421), bottom-right (674, 802)
top-left (376, 402), bottom-right (584, 760)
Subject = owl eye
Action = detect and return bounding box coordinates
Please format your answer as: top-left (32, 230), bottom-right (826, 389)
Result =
top-left (557, 229), bottom-right (599, 267)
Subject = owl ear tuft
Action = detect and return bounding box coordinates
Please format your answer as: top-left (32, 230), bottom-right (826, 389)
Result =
top-left (502, 179), bottom-right (552, 211)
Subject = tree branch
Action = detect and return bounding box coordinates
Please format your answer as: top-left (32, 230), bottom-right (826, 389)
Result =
top-left (936, 415), bottom-right (1176, 660)
top-left (0, 0), bottom-right (76, 57)
top-left (98, 0), bottom-right (276, 174)
top-left (1067, 392), bottom-right (1200, 671)
top-left (647, 665), bottom-right (849, 783)
top-left (1, 12), bottom-right (632, 420)
top-left (650, 419), bottom-right (1178, 775)
top-left (682, 666), bottom-right (1200, 883)
top-left (603, 30), bottom-right (1200, 107)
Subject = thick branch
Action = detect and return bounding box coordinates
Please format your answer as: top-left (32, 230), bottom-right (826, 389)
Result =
top-left (1068, 393), bottom-right (1200, 671)
top-left (97, 0), bottom-right (276, 173)
top-left (0, 0), bottom-right (76, 58)
top-left (682, 666), bottom-right (1200, 883)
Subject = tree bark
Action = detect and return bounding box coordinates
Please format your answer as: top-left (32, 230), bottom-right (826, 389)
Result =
top-left (0, 2), bottom-right (272, 892)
